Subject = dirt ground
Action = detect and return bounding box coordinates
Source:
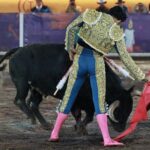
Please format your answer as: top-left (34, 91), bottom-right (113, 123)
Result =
top-left (0, 60), bottom-right (150, 150)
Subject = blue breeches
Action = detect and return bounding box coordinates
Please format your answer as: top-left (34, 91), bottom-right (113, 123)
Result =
top-left (59, 47), bottom-right (106, 115)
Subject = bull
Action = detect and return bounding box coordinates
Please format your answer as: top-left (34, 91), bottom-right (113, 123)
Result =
top-left (0, 44), bottom-right (133, 133)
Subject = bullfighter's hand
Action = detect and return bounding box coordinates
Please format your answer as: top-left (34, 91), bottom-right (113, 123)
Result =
top-left (133, 74), bottom-right (150, 96)
top-left (142, 73), bottom-right (150, 83)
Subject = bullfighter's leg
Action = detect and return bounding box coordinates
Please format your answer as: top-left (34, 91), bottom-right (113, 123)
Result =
top-left (27, 89), bottom-right (50, 130)
top-left (89, 55), bottom-right (106, 114)
top-left (14, 79), bottom-right (35, 121)
top-left (89, 55), bottom-right (123, 146)
top-left (49, 53), bottom-right (86, 141)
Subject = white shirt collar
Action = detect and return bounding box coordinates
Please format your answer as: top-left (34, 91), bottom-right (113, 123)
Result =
top-left (36, 4), bottom-right (43, 10)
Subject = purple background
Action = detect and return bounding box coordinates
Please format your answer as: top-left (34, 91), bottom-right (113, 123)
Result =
top-left (0, 14), bottom-right (19, 51)
top-left (123, 13), bottom-right (150, 53)
top-left (0, 13), bottom-right (150, 53)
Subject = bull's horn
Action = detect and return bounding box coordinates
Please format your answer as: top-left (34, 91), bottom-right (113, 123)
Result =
top-left (107, 100), bottom-right (120, 123)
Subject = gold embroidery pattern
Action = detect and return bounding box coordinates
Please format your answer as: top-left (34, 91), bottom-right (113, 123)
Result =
top-left (65, 14), bottom-right (83, 52)
top-left (75, 44), bottom-right (84, 54)
top-left (117, 39), bottom-right (145, 81)
top-left (78, 10), bottom-right (115, 54)
top-left (94, 55), bottom-right (106, 113)
top-left (109, 23), bottom-right (124, 41)
top-left (59, 49), bottom-right (82, 112)
top-left (83, 9), bottom-right (102, 25)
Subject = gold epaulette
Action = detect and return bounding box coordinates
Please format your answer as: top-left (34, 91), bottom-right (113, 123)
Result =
top-left (109, 23), bottom-right (124, 42)
top-left (83, 9), bottom-right (102, 26)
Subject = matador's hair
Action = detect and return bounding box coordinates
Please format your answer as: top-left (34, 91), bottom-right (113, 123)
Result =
top-left (108, 6), bottom-right (127, 22)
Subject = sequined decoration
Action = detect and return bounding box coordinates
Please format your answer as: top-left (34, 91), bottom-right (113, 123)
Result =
top-left (59, 48), bottom-right (82, 112)
top-left (94, 54), bottom-right (106, 113)
top-left (109, 23), bottom-right (124, 41)
top-left (65, 14), bottom-right (83, 52)
top-left (83, 9), bottom-right (102, 26)
top-left (78, 10), bottom-right (117, 55)
top-left (116, 39), bottom-right (145, 81)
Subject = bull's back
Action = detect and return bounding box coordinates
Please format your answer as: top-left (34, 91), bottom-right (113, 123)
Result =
top-left (9, 44), bottom-right (72, 96)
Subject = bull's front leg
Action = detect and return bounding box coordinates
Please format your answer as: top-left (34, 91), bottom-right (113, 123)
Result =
top-left (28, 90), bottom-right (51, 130)
top-left (14, 98), bottom-right (36, 124)
top-left (71, 108), bottom-right (89, 135)
top-left (81, 111), bottom-right (94, 133)
top-left (71, 108), bottom-right (82, 129)
top-left (82, 113), bottom-right (94, 127)
top-left (13, 78), bottom-right (37, 125)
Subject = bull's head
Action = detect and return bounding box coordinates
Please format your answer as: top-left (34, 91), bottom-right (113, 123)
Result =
top-left (107, 87), bottom-right (133, 132)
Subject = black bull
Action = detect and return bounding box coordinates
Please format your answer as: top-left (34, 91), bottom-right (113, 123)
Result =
top-left (0, 44), bottom-right (133, 132)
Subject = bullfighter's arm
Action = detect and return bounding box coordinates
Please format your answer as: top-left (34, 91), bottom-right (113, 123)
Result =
top-left (115, 39), bottom-right (145, 81)
top-left (65, 14), bottom-right (83, 52)
top-left (109, 24), bottom-right (145, 81)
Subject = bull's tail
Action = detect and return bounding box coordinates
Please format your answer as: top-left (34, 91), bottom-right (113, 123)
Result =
top-left (0, 47), bottom-right (19, 71)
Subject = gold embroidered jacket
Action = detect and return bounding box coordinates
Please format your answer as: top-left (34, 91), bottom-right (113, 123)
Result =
top-left (65, 9), bottom-right (145, 81)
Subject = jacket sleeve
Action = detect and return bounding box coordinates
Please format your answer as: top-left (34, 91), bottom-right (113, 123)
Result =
top-left (115, 39), bottom-right (145, 81)
top-left (64, 14), bottom-right (83, 52)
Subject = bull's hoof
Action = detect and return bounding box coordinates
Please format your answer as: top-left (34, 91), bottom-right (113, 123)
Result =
top-left (41, 122), bottom-right (52, 130)
top-left (74, 124), bottom-right (88, 135)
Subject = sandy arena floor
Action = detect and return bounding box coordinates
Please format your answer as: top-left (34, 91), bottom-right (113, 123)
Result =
top-left (0, 60), bottom-right (150, 150)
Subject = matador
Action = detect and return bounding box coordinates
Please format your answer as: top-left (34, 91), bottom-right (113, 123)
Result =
top-left (49, 6), bottom-right (145, 146)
